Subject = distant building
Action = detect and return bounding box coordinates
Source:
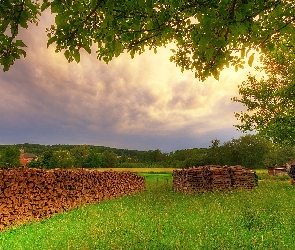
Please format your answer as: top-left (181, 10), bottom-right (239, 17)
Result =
top-left (20, 147), bottom-right (38, 167)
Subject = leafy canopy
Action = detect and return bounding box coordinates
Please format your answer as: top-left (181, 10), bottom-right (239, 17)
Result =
top-left (233, 42), bottom-right (295, 146)
top-left (1, 0), bottom-right (295, 80)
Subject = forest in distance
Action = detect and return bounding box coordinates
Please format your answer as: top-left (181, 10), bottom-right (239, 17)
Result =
top-left (1, 134), bottom-right (295, 170)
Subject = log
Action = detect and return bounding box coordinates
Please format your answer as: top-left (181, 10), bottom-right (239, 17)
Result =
top-left (173, 165), bottom-right (255, 193)
top-left (0, 168), bottom-right (145, 230)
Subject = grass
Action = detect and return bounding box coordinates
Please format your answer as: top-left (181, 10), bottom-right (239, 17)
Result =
top-left (93, 168), bottom-right (178, 173)
top-left (1, 170), bottom-right (295, 249)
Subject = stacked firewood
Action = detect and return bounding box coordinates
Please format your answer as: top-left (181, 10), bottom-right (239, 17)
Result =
top-left (229, 165), bottom-right (256, 190)
top-left (173, 165), bottom-right (255, 193)
top-left (0, 168), bottom-right (145, 230)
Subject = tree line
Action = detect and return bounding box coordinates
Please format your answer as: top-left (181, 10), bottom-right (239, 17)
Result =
top-left (1, 135), bottom-right (295, 170)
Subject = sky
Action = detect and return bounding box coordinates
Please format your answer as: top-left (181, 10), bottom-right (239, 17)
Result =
top-left (0, 13), bottom-right (258, 153)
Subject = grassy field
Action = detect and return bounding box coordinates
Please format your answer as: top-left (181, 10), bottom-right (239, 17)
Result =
top-left (1, 170), bottom-right (295, 249)
top-left (93, 168), bottom-right (178, 173)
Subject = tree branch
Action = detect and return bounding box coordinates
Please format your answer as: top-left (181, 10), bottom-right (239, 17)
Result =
top-left (84, 0), bottom-right (104, 25)
top-left (65, 0), bottom-right (104, 44)
top-left (229, 0), bottom-right (237, 20)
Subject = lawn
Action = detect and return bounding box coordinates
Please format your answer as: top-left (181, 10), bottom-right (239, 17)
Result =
top-left (0, 170), bottom-right (295, 249)
top-left (93, 168), bottom-right (178, 173)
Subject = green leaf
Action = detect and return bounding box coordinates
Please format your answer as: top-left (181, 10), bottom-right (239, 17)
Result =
top-left (55, 14), bottom-right (66, 26)
top-left (248, 53), bottom-right (255, 67)
top-left (171, 0), bottom-right (180, 8)
top-left (26, 1), bottom-right (39, 16)
top-left (113, 41), bottom-right (122, 57)
top-left (134, 18), bottom-right (141, 31)
top-left (212, 70), bottom-right (220, 80)
top-left (19, 12), bottom-right (29, 28)
top-left (47, 37), bottom-right (57, 47)
top-left (17, 49), bottom-right (26, 57)
top-left (83, 45), bottom-right (91, 54)
top-left (15, 40), bottom-right (26, 47)
top-left (41, 1), bottom-right (51, 12)
top-left (106, 0), bottom-right (114, 10)
top-left (106, 34), bottom-right (113, 42)
top-left (51, 1), bottom-right (62, 13)
top-left (73, 50), bottom-right (80, 63)
top-left (146, 0), bottom-right (153, 8)
top-left (241, 48), bottom-right (245, 58)
top-left (100, 20), bottom-right (107, 29)
top-left (199, 37), bottom-right (207, 51)
top-left (64, 50), bottom-right (70, 60)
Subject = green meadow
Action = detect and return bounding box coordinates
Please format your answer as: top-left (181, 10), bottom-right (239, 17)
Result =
top-left (1, 170), bottom-right (295, 250)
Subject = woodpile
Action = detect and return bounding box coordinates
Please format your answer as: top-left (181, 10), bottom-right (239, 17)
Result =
top-left (0, 168), bottom-right (145, 230)
top-left (172, 165), bottom-right (256, 193)
top-left (268, 166), bottom-right (287, 176)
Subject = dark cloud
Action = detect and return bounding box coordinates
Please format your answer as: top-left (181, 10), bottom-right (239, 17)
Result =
top-left (0, 13), bottom-right (253, 152)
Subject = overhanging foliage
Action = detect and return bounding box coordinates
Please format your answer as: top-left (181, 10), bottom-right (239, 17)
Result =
top-left (1, 0), bottom-right (295, 80)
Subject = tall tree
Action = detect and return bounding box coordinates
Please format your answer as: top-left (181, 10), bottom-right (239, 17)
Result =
top-left (70, 145), bottom-right (90, 168)
top-left (102, 150), bottom-right (118, 168)
top-left (84, 151), bottom-right (106, 168)
top-left (233, 42), bottom-right (295, 146)
top-left (207, 135), bottom-right (273, 168)
top-left (263, 145), bottom-right (295, 167)
top-left (220, 134), bottom-right (272, 168)
top-left (0, 146), bottom-right (21, 168)
top-left (41, 150), bottom-right (53, 169)
top-left (50, 150), bottom-right (75, 169)
top-left (1, 1), bottom-right (295, 80)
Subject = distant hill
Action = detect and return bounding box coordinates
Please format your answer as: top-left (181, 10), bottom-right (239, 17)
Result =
top-left (0, 143), bottom-right (147, 157)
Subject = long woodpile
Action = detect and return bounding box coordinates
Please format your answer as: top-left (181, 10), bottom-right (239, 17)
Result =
top-left (172, 165), bottom-right (255, 193)
top-left (0, 167), bottom-right (145, 230)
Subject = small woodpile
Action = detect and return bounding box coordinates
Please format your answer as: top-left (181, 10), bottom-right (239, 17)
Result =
top-left (172, 165), bottom-right (255, 193)
top-left (268, 166), bottom-right (287, 176)
top-left (0, 168), bottom-right (145, 230)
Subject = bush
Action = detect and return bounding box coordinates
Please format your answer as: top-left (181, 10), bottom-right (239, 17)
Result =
top-left (0, 146), bottom-right (21, 168)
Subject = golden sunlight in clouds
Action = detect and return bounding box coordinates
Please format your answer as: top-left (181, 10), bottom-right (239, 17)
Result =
top-left (0, 12), bottom-right (262, 150)
top-left (26, 32), bottom-right (253, 136)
